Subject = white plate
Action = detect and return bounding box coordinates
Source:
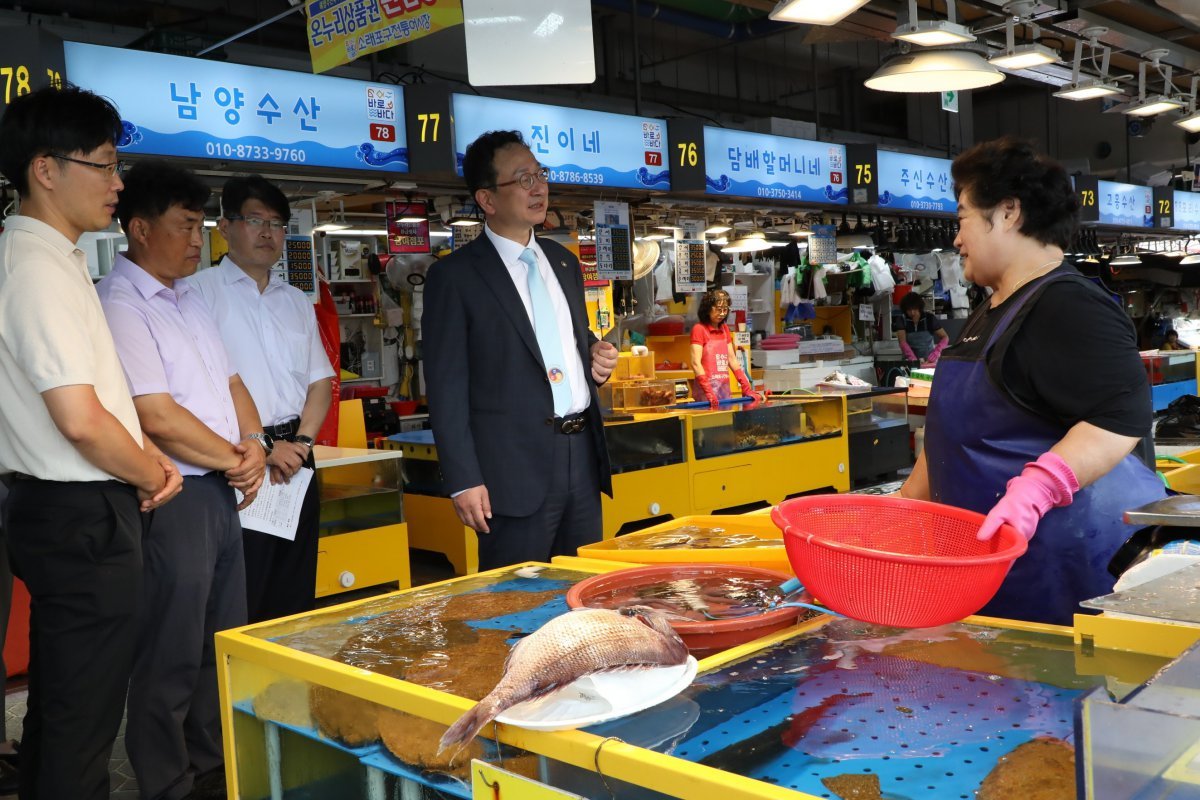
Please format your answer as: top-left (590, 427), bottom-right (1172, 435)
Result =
top-left (494, 656), bottom-right (698, 732)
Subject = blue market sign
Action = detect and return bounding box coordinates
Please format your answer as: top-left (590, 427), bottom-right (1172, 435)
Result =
top-left (1175, 190), bottom-right (1200, 231)
top-left (702, 127), bottom-right (847, 204)
top-left (451, 94), bottom-right (669, 191)
top-left (1098, 180), bottom-right (1152, 228)
top-left (877, 151), bottom-right (955, 213)
top-left (63, 42), bottom-right (408, 173)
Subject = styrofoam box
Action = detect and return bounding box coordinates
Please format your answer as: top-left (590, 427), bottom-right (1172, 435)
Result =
top-left (796, 338), bottom-right (848, 355)
top-left (752, 348), bottom-right (800, 367)
top-left (764, 364), bottom-right (804, 391)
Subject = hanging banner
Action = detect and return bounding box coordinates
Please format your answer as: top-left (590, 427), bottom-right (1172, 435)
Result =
top-left (275, 235), bottom-right (318, 300)
top-left (674, 218), bottom-right (707, 294)
top-left (877, 151), bottom-right (955, 213)
top-left (593, 201), bottom-right (633, 281)
top-left (306, 0), bottom-right (464, 74)
top-left (702, 127), bottom-right (847, 204)
top-left (1098, 180), bottom-right (1153, 228)
top-left (453, 94), bottom-right (670, 191)
top-left (63, 42), bottom-right (408, 173)
top-left (386, 201), bottom-right (431, 254)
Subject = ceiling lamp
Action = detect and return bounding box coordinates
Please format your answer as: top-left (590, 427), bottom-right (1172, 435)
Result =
top-left (893, 0), bottom-right (974, 47)
top-left (313, 199), bottom-right (350, 232)
top-left (1053, 28), bottom-right (1120, 101)
top-left (721, 232), bottom-right (774, 254)
top-left (704, 223), bottom-right (731, 235)
top-left (866, 44), bottom-right (1004, 93)
top-left (1125, 49), bottom-right (1183, 117)
top-left (1174, 76), bottom-right (1200, 133)
top-left (1181, 253), bottom-right (1200, 265)
top-left (988, 2), bottom-right (1056, 70)
top-left (768, 0), bottom-right (870, 25)
top-left (1110, 253), bottom-right (1142, 266)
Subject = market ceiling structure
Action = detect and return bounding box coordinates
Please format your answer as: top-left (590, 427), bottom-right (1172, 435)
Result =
top-left (3, 1), bottom-right (1200, 215)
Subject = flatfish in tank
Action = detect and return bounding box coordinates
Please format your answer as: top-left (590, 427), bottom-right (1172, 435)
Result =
top-left (582, 575), bottom-right (788, 622)
top-left (438, 607), bottom-right (688, 754)
top-left (614, 524), bottom-right (783, 550)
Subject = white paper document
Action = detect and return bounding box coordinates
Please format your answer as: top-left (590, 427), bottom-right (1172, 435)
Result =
top-left (238, 467), bottom-right (313, 541)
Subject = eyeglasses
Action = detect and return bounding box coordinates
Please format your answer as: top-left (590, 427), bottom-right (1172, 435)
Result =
top-left (492, 166), bottom-right (550, 191)
top-left (48, 153), bottom-right (125, 178)
top-left (226, 215), bottom-right (287, 231)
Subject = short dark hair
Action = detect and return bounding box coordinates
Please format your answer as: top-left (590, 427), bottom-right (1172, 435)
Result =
top-left (0, 85), bottom-right (123, 197)
top-left (462, 130), bottom-right (526, 194)
top-left (1166, 329), bottom-right (1179, 339)
top-left (951, 136), bottom-right (1079, 250)
top-left (221, 174), bottom-right (290, 222)
top-left (900, 292), bottom-right (925, 314)
top-left (117, 159), bottom-right (209, 233)
top-left (697, 289), bottom-right (730, 326)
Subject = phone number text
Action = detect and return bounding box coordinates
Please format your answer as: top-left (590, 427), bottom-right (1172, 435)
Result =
top-left (549, 168), bottom-right (605, 185)
top-left (204, 142), bottom-right (308, 162)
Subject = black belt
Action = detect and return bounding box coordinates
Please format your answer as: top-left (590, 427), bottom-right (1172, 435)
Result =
top-left (264, 418), bottom-right (301, 439)
top-left (547, 412), bottom-right (588, 435)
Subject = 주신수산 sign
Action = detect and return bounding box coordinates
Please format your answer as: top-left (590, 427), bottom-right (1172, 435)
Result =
top-left (451, 94), bottom-right (670, 191)
top-left (63, 42), bottom-right (408, 173)
top-left (702, 127), bottom-right (847, 204)
top-left (877, 150), bottom-right (955, 213)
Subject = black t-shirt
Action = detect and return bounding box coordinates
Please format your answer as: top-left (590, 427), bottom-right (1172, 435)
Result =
top-left (945, 266), bottom-right (1150, 438)
top-left (903, 312), bottom-right (943, 335)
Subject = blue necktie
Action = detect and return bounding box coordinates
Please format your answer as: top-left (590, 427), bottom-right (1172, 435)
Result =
top-left (519, 247), bottom-right (572, 416)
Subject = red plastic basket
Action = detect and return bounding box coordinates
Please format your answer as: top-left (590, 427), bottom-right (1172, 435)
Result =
top-left (770, 495), bottom-right (1027, 628)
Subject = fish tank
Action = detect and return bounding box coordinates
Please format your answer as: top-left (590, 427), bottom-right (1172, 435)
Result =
top-left (1079, 638), bottom-right (1200, 799)
top-left (218, 562), bottom-right (1179, 800)
top-left (603, 415), bottom-right (686, 473)
top-left (599, 379), bottom-right (678, 412)
top-left (1143, 351), bottom-right (1196, 385)
top-left (689, 396), bottom-right (843, 460)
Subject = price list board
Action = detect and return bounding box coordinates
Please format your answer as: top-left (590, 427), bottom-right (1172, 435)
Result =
top-left (674, 240), bottom-right (707, 293)
top-left (281, 235), bottom-right (317, 301)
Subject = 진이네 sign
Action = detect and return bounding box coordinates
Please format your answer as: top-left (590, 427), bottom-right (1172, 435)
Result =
top-left (451, 94), bottom-right (670, 191)
top-left (306, 0), bottom-right (464, 74)
top-left (63, 42), bottom-right (408, 173)
top-left (1098, 180), bottom-right (1152, 228)
top-left (876, 151), bottom-right (955, 213)
top-left (702, 127), bottom-right (847, 204)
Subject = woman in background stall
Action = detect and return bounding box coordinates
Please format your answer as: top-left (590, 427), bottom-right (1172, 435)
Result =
top-left (690, 289), bottom-right (762, 409)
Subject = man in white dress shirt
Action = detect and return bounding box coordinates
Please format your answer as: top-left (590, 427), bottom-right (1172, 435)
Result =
top-left (190, 175), bottom-right (334, 622)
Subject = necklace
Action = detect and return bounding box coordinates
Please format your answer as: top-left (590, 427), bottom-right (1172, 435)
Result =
top-left (1003, 258), bottom-right (1062, 301)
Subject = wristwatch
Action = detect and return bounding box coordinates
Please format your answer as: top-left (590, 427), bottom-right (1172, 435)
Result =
top-left (293, 434), bottom-right (315, 449)
top-left (244, 432), bottom-right (274, 455)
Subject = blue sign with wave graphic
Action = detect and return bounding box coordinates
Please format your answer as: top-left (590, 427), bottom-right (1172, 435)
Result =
top-left (1098, 180), bottom-right (1152, 228)
top-left (451, 94), bottom-right (669, 191)
top-left (702, 127), bottom-right (847, 204)
top-left (877, 151), bottom-right (955, 213)
top-left (1175, 190), bottom-right (1200, 231)
top-left (64, 42), bottom-right (408, 173)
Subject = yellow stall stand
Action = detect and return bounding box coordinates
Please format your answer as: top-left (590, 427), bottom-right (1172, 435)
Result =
top-left (216, 559), bottom-right (1192, 800)
top-left (383, 395), bottom-right (848, 573)
top-left (312, 445), bottom-right (410, 598)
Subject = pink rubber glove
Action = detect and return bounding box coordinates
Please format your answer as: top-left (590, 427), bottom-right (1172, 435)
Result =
top-left (977, 452), bottom-right (1080, 542)
top-left (696, 376), bottom-right (720, 409)
top-left (734, 371), bottom-right (763, 404)
top-left (900, 341), bottom-right (918, 361)
top-left (924, 340), bottom-right (948, 365)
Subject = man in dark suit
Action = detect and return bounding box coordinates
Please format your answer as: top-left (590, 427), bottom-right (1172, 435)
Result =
top-left (423, 130), bottom-right (618, 570)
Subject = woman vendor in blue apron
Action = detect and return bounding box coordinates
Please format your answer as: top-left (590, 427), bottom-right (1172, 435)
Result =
top-left (897, 292), bottom-right (950, 363)
top-left (899, 137), bottom-right (1165, 626)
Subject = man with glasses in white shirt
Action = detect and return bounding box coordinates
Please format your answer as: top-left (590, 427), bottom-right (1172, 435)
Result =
top-left (0, 86), bottom-right (182, 800)
top-left (190, 175), bottom-right (334, 622)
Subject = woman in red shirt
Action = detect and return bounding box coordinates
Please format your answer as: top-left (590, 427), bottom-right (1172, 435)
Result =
top-left (690, 289), bottom-right (762, 408)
